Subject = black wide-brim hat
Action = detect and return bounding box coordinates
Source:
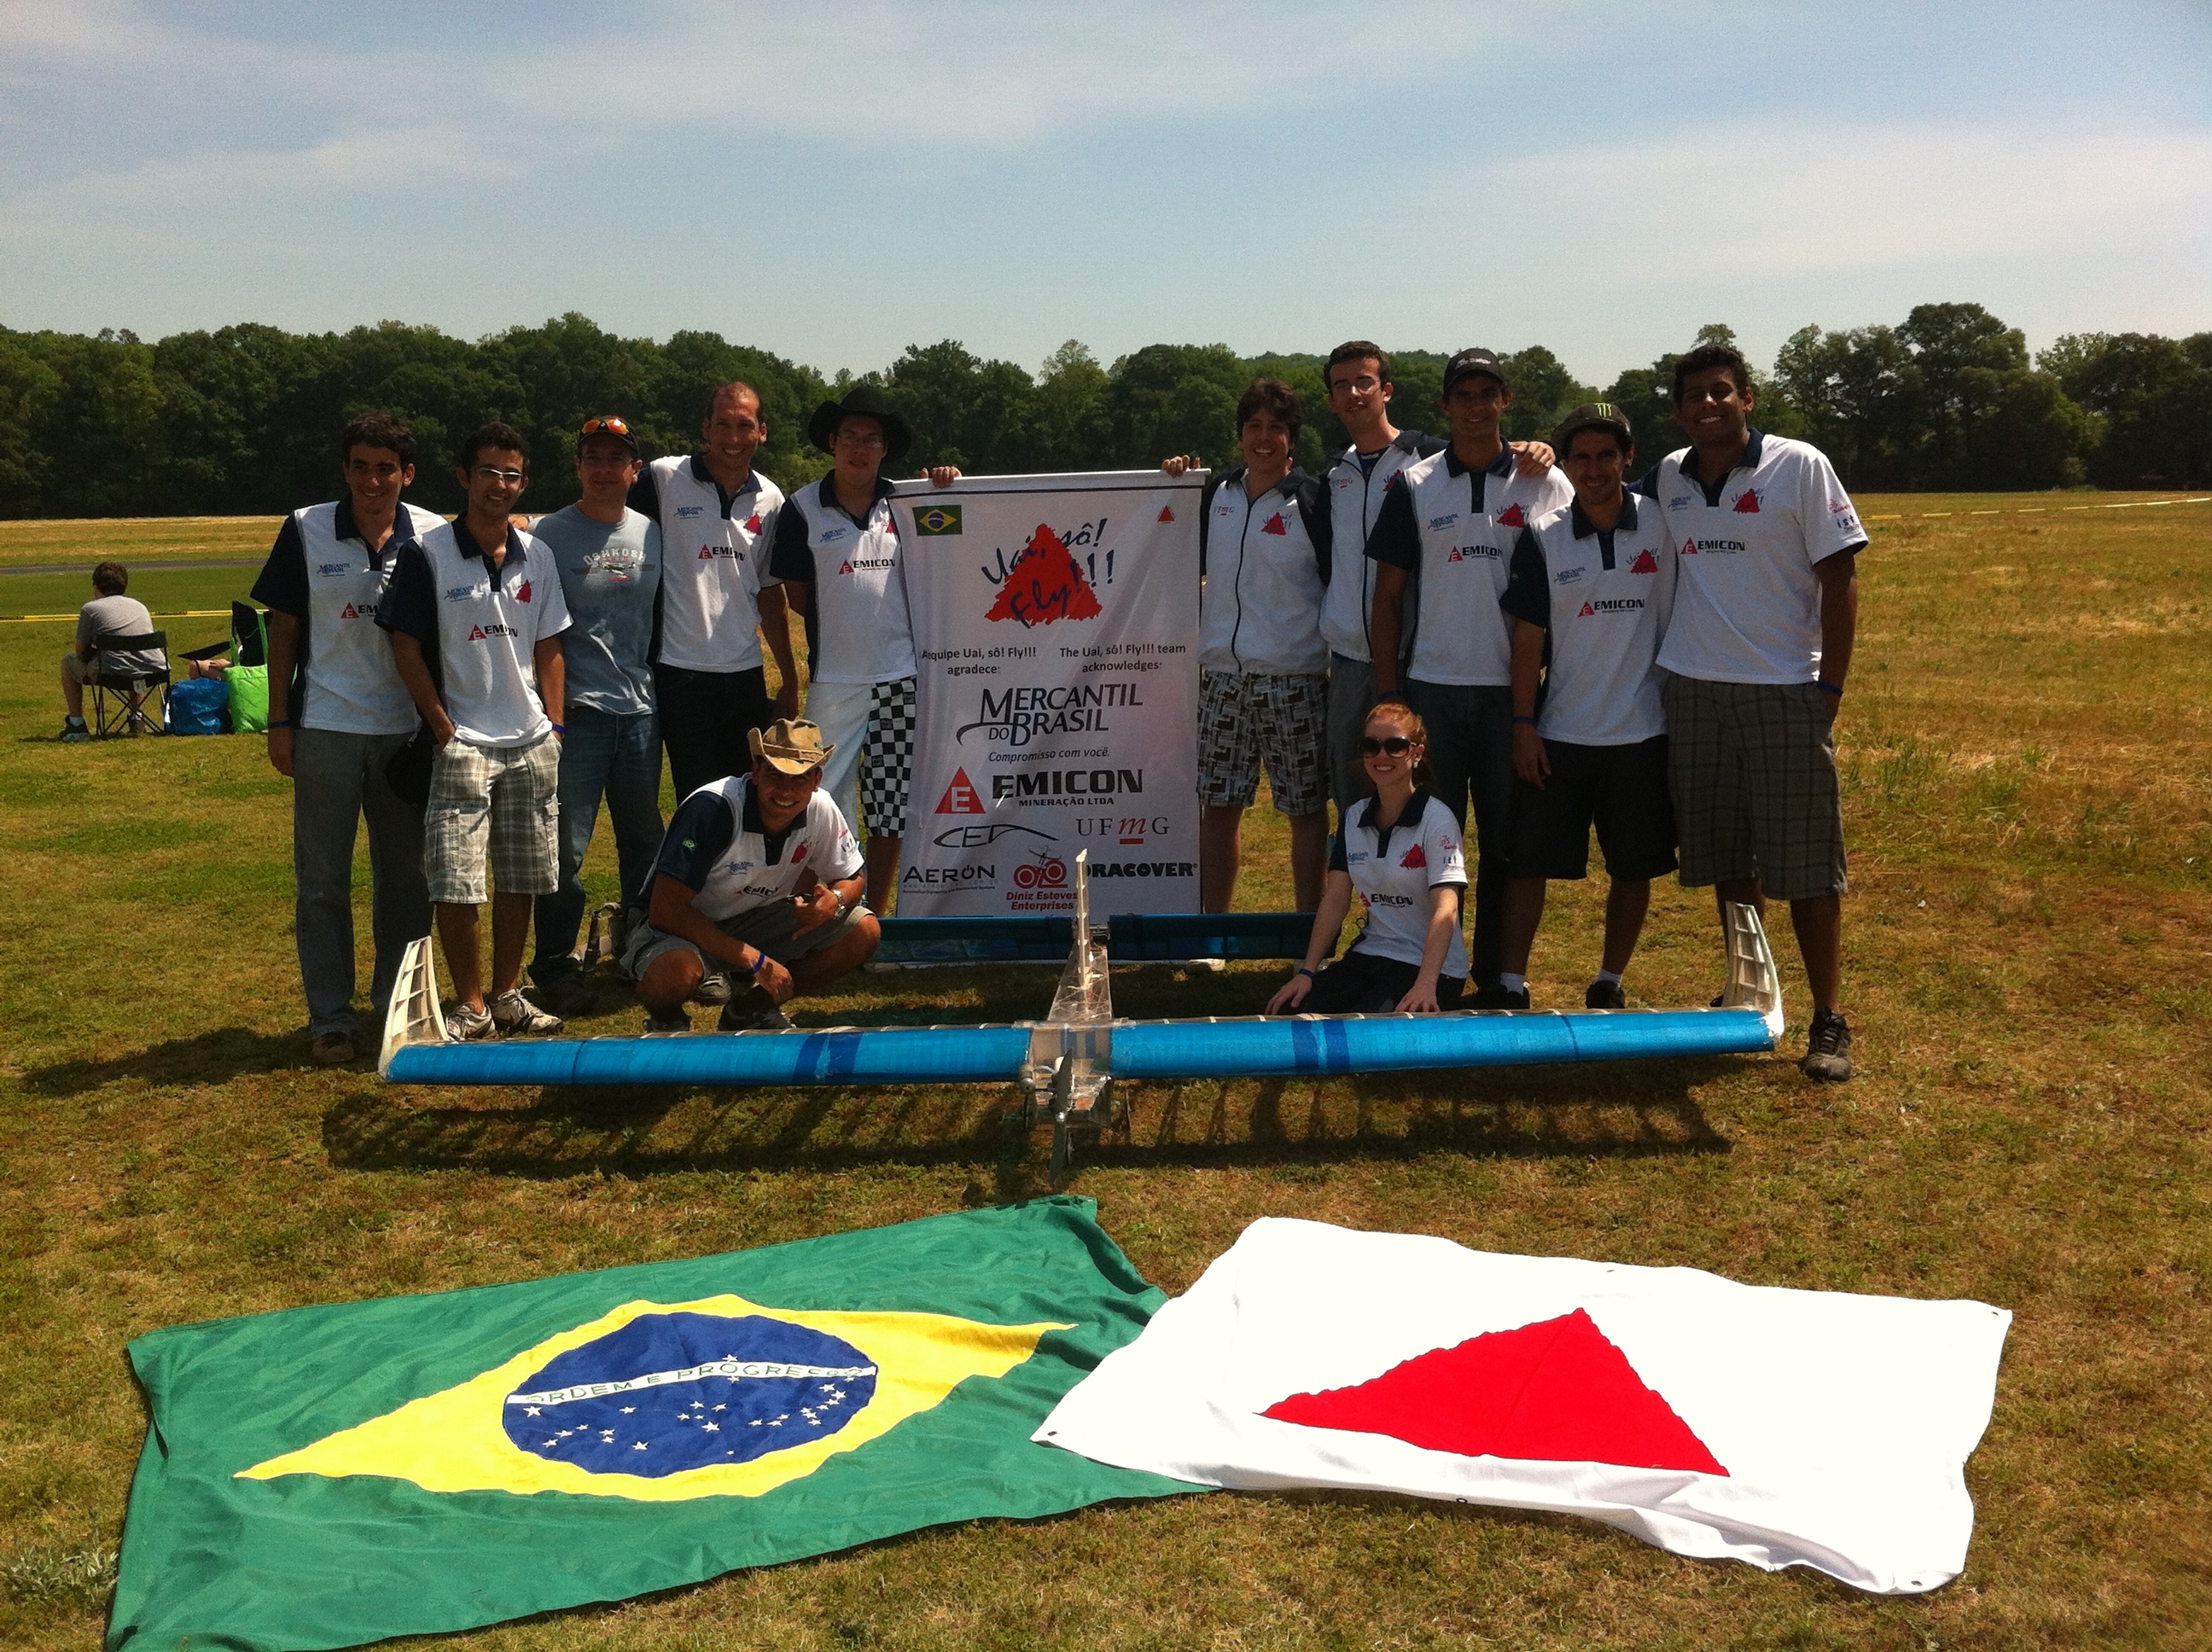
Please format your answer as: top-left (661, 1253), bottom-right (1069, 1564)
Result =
top-left (806, 385), bottom-right (913, 465)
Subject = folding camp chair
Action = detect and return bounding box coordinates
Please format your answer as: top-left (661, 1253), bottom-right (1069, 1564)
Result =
top-left (87, 630), bottom-right (170, 738)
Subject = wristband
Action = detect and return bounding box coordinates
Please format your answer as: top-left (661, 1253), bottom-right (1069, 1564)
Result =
top-left (549, 721), bottom-right (565, 733)
top-left (1512, 715), bottom-right (1538, 728)
top-left (743, 950), bottom-right (765, 979)
top-left (266, 719), bottom-right (293, 730)
top-left (1295, 967), bottom-right (1316, 980)
top-left (1815, 681), bottom-right (1843, 699)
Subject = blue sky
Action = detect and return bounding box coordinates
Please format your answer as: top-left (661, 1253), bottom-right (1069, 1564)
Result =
top-left (2, 0), bottom-right (2206, 387)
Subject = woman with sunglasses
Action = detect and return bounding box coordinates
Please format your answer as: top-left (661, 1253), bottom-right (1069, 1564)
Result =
top-left (1266, 704), bottom-right (1469, 1015)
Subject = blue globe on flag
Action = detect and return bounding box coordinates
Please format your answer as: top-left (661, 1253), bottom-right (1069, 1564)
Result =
top-left (502, 1312), bottom-right (879, 1476)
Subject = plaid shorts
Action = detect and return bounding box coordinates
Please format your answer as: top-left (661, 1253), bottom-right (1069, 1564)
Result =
top-left (1198, 669), bottom-right (1329, 816)
top-left (860, 677), bottom-right (917, 836)
top-left (423, 733), bottom-right (561, 905)
top-left (1659, 672), bottom-right (1846, 901)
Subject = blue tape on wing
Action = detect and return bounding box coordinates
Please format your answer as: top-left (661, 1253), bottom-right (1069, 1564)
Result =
top-left (386, 1026), bottom-right (1033, 1088)
top-left (1562, 1009), bottom-right (1774, 1061)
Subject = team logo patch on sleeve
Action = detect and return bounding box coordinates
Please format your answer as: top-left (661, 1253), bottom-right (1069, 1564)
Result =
top-left (1399, 844), bottom-right (1427, 869)
top-left (1732, 490), bottom-right (1761, 514)
top-left (515, 580), bottom-right (532, 603)
top-left (1629, 549), bottom-right (1658, 573)
top-left (742, 514), bottom-right (763, 533)
top-left (1497, 504), bottom-right (1525, 527)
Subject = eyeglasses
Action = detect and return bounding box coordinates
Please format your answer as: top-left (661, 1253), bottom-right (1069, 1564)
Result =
top-left (471, 466), bottom-right (526, 484)
top-left (835, 430), bottom-right (888, 451)
top-left (1359, 736), bottom-right (1414, 757)
top-left (1330, 375), bottom-right (1382, 395)
top-left (578, 416), bottom-right (632, 438)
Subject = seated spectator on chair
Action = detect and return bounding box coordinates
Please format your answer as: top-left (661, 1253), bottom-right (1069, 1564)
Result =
top-left (59, 562), bottom-right (165, 741)
top-left (1266, 701), bottom-right (1468, 1015)
top-left (622, 718), bottom-right (880, 1033)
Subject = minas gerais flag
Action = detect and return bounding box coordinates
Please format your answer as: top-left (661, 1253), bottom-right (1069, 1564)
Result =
top-left (108, 1198), bottom-right (1189, 1650)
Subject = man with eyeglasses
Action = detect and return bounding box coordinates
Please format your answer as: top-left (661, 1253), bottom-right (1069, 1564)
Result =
top-left (768, 386), bottom-right (958, 915)
top-left (1644, 341), bottom-right (1865, 1081)
top-left (250, 412), bottom-right (439, 1065)
top-left (1315, 342), bottom-right (1445, 817)
top-left (523, 416), bottom-right (664, 1018)
top-left (1365, 348), bottom-right (1574, 1004)
top-left (379, 422), bottom-right (573, 1041)
top-left (627, 381), bottom-right (801, 802)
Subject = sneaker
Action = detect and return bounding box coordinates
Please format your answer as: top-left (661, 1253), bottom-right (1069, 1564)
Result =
top-left (533, 974), bottom-right (597, 1017)
top-left (490, 989), bottom-right (564, 1037)
top-left (643, 1009), bottom-right (691, 1034)
top-left (1470, 984), bottom-right (1530, 1010)
top-left (445, 1001), bottom-right (496, 1042)
top-left (692, 970), bottom-right (733, 1006)
top-left (1584, 979), bottom-right (1627, 1009)
top-left (1801, 1009), bottom-right (1853, 1082)
top-left (59, 716), bottom-right (89, 744)
top-left (311, 1030), bottom-right (357, 1066)
top-left (719, 1001), bottom-right (793, 1032)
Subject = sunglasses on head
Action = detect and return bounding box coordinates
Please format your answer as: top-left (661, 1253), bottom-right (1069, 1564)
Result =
top-left (578, 416), bottom-right (631, 438)
top-left (1359, 736), bottom-right (1414, 757)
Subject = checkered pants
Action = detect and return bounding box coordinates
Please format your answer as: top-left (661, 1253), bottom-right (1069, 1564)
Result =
top-left (859, 677), bottom-right (916, 835)
top-left (1659, 672), bottom-right (1847, 901)
top-left (423, 733), bottom-right (561, 905)
top-left (1197, 669), bottom-right (1330, 816)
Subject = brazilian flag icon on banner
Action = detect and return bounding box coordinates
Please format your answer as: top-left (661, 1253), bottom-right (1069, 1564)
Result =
top-left (913, 503), bottom-right (962, 535)
top-left (108, 1198), bottom-right (1188, 1651)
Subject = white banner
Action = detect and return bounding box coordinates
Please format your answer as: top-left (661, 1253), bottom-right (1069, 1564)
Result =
top-left (892, 471), bottom-right (1204, 917)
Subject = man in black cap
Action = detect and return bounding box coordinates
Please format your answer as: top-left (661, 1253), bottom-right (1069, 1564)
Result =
top-left (769, 386), bottom-right (956, 914)
top-left (1363, 348), bottom-right (1574, 1003)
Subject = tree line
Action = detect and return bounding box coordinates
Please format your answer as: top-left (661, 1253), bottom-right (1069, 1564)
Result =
top-left (0, 302), bottom-right (2203, 519)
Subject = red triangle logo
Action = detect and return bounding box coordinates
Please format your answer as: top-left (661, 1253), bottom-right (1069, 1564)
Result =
top-left (1158, 505), bottom-right (1175, 522)
top-left (468, 625), bottom-right (486, 642)
top-left (340, 602), bottom-right (358, 619)
top-left (935, 767), bottom-right (984, 814)
top-left (983, 524), bottom-right (1103, 626)
top-left (839, 561), bottom-right (854, 576)
top-left (1262, 1308), bottom-right (1727, 1475)
top-left (1498, 503), bottom-right (1526, 526)
top-left (1579, 601), bottom-right (1595, 617)
top-left (1680, 537), bottom-right (1697, 556)
top-left (515, 580), bottom-right (531, 603)
top-left (1629, 548), bottom-right (1657, 573)
top-left (699, 545), bottom-right (716, 560)
top-left (742, 514), bottom-right (763, 533)
top-left (1260, 512), bottom-right (1287, 535)
top-left (1399, 843), bottom-right (1426, 869)
top-left (1733, 490), bottom-right (1761, 514)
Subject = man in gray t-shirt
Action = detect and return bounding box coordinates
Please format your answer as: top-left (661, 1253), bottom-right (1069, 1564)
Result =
top-left (528, 417), bottom-right (667, 1014)
top-left (60, 562), bottom-right (165, 740)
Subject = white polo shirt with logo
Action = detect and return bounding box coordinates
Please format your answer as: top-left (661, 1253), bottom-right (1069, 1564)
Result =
top-left (251, 498), bottom-right (444, 736)
top-left (1499, 494), bottom-right (1678, 747)
top-left (1364, 446), bottom-right (1573, 686)
top-left (632, 454), bottom-right (784, 675)
top-left (1318, 430), bottom-right (1445, 663)
top-left (1328, 789), bottom-right (1469, 975)
top-left (378, 521), bottom-right (572, 747)
top-left (767, 474), bottom-right (917, 684)
top-left (1198, 468), bottom-right (1332, 677)
top-left (1646, 428), bottom-right (1866, 684)
top-left (635, 775), bottom-right (864, 922)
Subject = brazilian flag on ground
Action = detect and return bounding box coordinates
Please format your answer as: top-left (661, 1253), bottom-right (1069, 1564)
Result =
top-left (109, 1197), bottom-right (1188, 1650)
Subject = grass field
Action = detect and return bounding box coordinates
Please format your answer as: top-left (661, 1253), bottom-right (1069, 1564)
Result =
top-left (0, 494), bottom-right (2208, 1649)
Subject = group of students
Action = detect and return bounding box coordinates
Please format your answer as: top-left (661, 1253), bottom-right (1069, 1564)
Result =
top-left (247, 334), bottom-right (1861, 1085)
top-left (1192, 340), bottom-right (1861, 1083)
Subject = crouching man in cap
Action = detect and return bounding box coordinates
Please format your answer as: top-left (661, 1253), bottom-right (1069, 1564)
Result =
top-left (621, 718), bottom-right (879, 1032)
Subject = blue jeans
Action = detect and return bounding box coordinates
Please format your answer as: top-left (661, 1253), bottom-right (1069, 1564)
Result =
top-left (531, 705), bottom-right (662, 986)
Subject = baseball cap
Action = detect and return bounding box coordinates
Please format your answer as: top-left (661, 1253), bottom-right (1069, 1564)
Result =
top-left (574, 415), bottom-right (640, 457)
top-left (1551, 401), bottom-right (1634, 455)
top-left (1441, 349), bottom-right (1507, 397)
top-left (748, 718), bottom-right (835, 776)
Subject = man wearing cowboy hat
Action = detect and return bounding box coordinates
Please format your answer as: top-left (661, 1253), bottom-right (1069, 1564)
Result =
top-left (769, 385), bottom-right (958, 914)
top-left (620, 717), bottom-right (880, 1032)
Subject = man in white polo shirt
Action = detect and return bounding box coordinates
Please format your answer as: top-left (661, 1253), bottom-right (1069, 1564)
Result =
top-left (768, 386), bottom-right (959, 916)
top-left (252, 413), bottom-right (441, 1064)
top-left (1646, 340), bottom-right (1865, 1081)
top-left (1316, 342), bottom-right (1445, 816)
top-left (1494, 403), bottom-right (1679, 1011)
top-left (379, 422), bottom-right (573, 1041)
top-left (623, 718), bottom-right (880, 1033)
top-left (627, 381), bottom-right (800, 801)
top-left (1365, 348), bottom-right (1574, 1002)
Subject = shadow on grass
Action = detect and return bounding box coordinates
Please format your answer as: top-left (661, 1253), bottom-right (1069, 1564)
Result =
top-left (321, 1054), bottom-right (1737, 1190)
top-left (21, 1026), bottom-right (306, 1095)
